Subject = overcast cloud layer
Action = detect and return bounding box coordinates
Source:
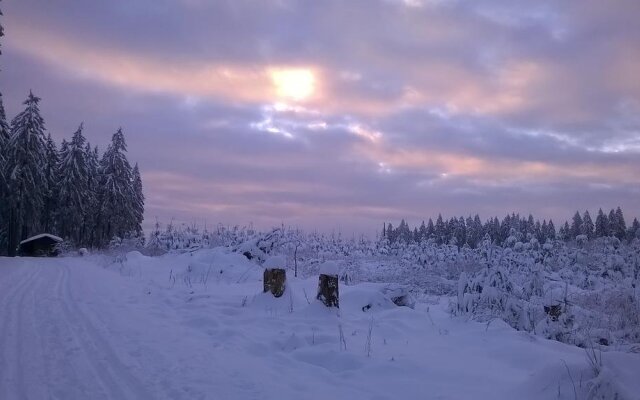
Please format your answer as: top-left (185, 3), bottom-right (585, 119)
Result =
top-left (1, 0), bottom-right (639, 233)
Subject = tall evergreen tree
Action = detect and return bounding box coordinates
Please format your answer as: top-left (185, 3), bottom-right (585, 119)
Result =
top-left (41, 134), bottom-right (59, 233)
top-left (595, 208), bottom-right (609, 238)
top-left (131, 162), bottom-right (144, 237)
top-left (426, 218), bottom-right (435, 239)
top-left (608, 209), bottom-right (617, 236)
top-left (418, 221), bottom-right (427, 241)
top-left (629, 218), bottom-right (640, 241)
top-left (570, 211), bottom-right (583, 239)
top-left (547, 219), bottom-right (556, 240)
top-left (0, 94), bottom-right (9, 254)
top-left (582, 210), bottom-right (594, 239)
top-left (56, 124), bottom-right (90, 245)
top-left (96, 128), bottom-right (134, 245)
top-left (386, 222), bottom-right (394, 243)
top-left (613, 207), bottom-right (626, 240)
top-left (435, 214), bottom-right (445, 245)
top-left (4, 92), bottom-right (48, 255)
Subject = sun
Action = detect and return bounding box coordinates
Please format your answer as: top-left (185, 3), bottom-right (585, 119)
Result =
top-left (269, 68), bottom-right (315, 101)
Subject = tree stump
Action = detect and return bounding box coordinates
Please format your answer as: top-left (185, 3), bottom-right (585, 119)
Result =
top-left (263, 268), bottom-right (286, 298)
top-left (544, 304), bottom-right (562, 322)
top-left (317, 274), bottom-right (339, 308)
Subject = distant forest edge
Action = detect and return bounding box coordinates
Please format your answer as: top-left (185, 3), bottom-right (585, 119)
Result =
top-left (381, 208), bottom-right (639, 248)
top-left (0, 93), bottom-right (144, 256)
top-left (0, 3), bottom-right (143, 256)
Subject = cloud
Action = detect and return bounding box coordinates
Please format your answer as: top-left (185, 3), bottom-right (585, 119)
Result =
top-left (1, 0), bottom-right (639, 232)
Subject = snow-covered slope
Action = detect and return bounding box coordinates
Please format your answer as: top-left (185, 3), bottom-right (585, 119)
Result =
top-left (1, 250), bottom-right (638, 400)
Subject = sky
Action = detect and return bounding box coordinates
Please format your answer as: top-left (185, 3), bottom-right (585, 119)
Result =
top-left (1, 0), bottom-right (639, 234)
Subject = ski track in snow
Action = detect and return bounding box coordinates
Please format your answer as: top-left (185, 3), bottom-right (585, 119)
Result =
top-left (0, 259), bottom-right (265, 400)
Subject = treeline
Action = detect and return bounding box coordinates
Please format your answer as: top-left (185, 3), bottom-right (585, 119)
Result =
top-left (0, 4), bottom-right (143, 256)
top-left (383, 207), bottom-right (640, 247)
top-left (0, 93), bottom-right (144, 255)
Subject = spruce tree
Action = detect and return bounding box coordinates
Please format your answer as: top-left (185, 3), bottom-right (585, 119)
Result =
top-left (386, 223), bottom-right (394, 243)
top-left (96, 128), bottom-right (134, 245)
top-left (547, 219), bottom-right (556, 240)
top-left (131, 163), bottom-right (144, 237)
top-left (595, 209), bottom-right (609, 238)
top-left (614, 207), bottom-right (626, 240)
top-left (582, 210), bottom-right (594, 239)
top-left (426, 218), bottom-right (435, 239)
top-left (435, 214), bottom-right (445, 244)
top-left (56, 124), bottom-right (90, 245)
top-left (629, 218), bottom-right (640, 241)
top-left (5, 92), bottom-right (48, 255)
top-left (0, 95), bottom-right (9, 254)
top-left (608, 209), bottom-right (617, 236)
top-left (570, 211), bottom-right (583, 239)
top-left (41, 134), bottom-right (59, 233)
top-left (84, 143), bottom-right (100, 246)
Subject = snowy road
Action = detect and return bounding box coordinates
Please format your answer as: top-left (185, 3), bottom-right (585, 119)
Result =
top-left (1, 254), bottom-right (639, 400)
top-left (0, 259), bottom-right (151, 399)
top-left (0, 258), bottom-right (264, 400)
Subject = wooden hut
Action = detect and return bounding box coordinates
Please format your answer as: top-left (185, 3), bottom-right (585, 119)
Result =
top-left (18, 234), bottom-right (63, 257)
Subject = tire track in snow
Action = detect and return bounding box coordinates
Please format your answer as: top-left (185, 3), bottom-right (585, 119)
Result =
top-left (57, 264), bottom-right (152, 400)
top-left (0, 265), bottom-right (39, 399)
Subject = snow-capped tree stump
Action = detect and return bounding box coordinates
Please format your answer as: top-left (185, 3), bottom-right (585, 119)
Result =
top-left (263, 256), bottom-right (287, 298)
top-left (263, 268), bottom-right (286, 297)
top-left (544, 304), bottom-right (562, 322)
top-left (317, 261), bottom-right (339, 308)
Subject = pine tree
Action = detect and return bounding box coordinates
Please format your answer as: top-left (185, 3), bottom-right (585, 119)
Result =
top-left (581, 210), bottom-right (594, 239)
top-left (614, 207), bottom-right (626, 240)
top-left (386, 223), bottom-right (394, 243)
top-left (131, 163), bottom-right (144, 237)
top-left (426, 218), bottom-right (435, 239)
top-left (570, 211), bottom-right (583, 240)
top-left (56, 124), bottom-right (90, 245)
top-left (84, 143), bottom-right (100, 246)
top-left (629, 218), bottom-right (640, 241)
top-left (465, 216), bottom-right (475, 247)
top-left (595, 209), bottom-right (609, 238)
top-left (0, 94), bottom-right (9, 254)
top-left (560, 221), bottom-right (571, 241)
top-left (608, 209), bottom-right (617, 236)
top-left (96, 128), bottom-right (134, 246)
top-left (547, 219), bottom-right (556, 240)
top-left (435, 214), bottom-right (445, 245)
top-left (4, 92), bottom-right (49, 255)
top-left (418, 221), bottom-right (427, 242)
top-left (41, 134), bottom-right (59, 233)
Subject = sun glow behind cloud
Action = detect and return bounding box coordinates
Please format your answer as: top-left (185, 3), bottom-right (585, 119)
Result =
top-left (269, 68), bottom-right (316, 101)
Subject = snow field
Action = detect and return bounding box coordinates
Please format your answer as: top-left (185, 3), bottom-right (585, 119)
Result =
top-left (0, 249), bottom-right (639, 399)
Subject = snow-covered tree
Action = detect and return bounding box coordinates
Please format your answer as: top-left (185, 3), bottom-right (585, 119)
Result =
top-left (613, 207), bottom-right (627, 240)
top-left (96, 128), bottom-right (135, 246)
top-left (570, 211), bottom-right (583, 240)
top-left (628, 218), bottom-right (640, 242)
top-left (595, 208), bottom-right (609, 238)
top-left (131, 163), bottom-right (144, 236)
top-left (0, 93), bottom-right (9, 255)
top-left (4, 92), bottom-right (48, 255)
top-left (41, 134), bottom-right (59, 233)
top-left (56, 124), bottom-right (90, 245)
top-left (582, 210), bottom-right (594, 239)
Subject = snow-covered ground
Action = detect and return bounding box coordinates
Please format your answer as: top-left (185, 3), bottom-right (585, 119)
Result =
top-left (1, 250), bottom-right (639, 400)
